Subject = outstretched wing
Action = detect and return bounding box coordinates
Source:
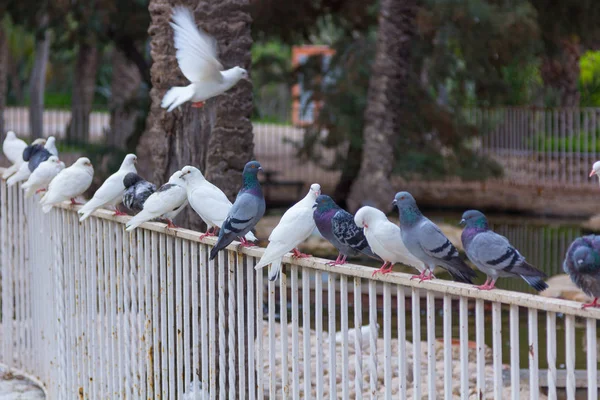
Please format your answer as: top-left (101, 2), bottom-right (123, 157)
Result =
top-left (170, 6), bottom-right (223, 83)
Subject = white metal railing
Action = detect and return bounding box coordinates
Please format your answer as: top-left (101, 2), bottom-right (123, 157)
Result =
top-left (1, 180), bottom-right (600, 399)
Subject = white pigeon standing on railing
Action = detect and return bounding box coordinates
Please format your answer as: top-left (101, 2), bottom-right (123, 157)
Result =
top-left (125, 171), bottom-right (188, 231)
top-left (254, 183), bottom-right (321, 281)
top-left (354, 206), bottom-right (426, 276)
top-left (78, 154), bottom-right (138, 221)
top-left (178, 165), bottom-right (257, 242)
top-left (39, 157), bottom-right (94, 213)
top-left (5, 138), bottom-right (46, 184)
top-left (160, 6), bottom-right (248, 112)
top-left (21, 156), bottom-right (65, 198)
top-left (2, 131), bottom-right (27, 178)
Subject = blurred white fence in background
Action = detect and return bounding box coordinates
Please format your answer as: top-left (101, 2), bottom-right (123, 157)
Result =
top-left (1, 180), bottom-right (599, 399)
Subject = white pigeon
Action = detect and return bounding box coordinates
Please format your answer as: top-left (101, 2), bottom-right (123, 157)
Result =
top-left (125, 171), bottom-right (188, 231)
top-left (39, 157), bottom-right (94, 213)
top-left (354, 206), bottom-right (426, 276)
top-left (77, 154), bottom-right (138, 221)
top-left (3, 138), bottom-right (45, 180)
top-left (179, 165), bottom-right (256, 241)
top-left (160, 6), bottom-right (248, 112)
top-left (44, 136), bottom-right (58, 157)
top-left (254, 184), bottom-right (321, 281)
top-left (2, 131), bottom-right (27, 165)
top-left (21, 156), bottom-right (65, 198)
top-left (7, 161), bottom-right (32, 187)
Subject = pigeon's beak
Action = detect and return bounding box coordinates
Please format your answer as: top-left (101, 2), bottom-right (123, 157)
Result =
top-left (179, 173), bottom-right (186, 179)
top-left (590, 169), bottom-right (596, 178)
top-left (258, 167), bottom-right (263, 172)
top-left (459, 219), bottom-right (466, 226)
top-left (312, 203), bottom-right (317, 209)
top-left (392, 199), bottom-right (397, 206)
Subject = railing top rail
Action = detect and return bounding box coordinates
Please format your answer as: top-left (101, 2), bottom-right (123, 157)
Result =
top-left (53, 201), bottom-right (600, 319)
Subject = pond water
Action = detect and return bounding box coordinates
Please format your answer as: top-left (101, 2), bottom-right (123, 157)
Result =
top-left (266, 210), bottom-right (598, 372)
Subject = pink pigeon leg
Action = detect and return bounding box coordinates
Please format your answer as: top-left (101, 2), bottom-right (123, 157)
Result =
top-left (411, 269), bottom-right (428, 281)
top-left (238, 237), bottom-right (256, 248)
top-left (582, 297), bottom-right (600, 309)
top-left (70, 198), bottom-right (82, 205)
top-left (113, 209), bottom-right (128, 217)
top-left (191, 101), bottom-right (205, 108)
top-left (291, 248), bottom-right (311, 259)
top-left (35, 188), bottom-right (46, 194)
top-left (199, 227), bottom-right (216, 240)
top-left (372, 261), bottom-right (391, 277)
top-left (166, 219), bottom-right (179, 229)
top-left (327, 253), bottom-right (343, 266)
top-left (418, 269), bottom-right (435, 283)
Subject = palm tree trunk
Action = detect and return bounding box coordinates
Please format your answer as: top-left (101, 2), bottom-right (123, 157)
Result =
top-left (0, 24), bottom-right (7, 136)
top-left (107, 49), bottom-right (142, 150)
top-left (67, 42), bottom-right (99, 143)
top-left (28, 17), bottom-right (50, 139)
top-left (347, 0), bottom-right (418, 212)
top-left (140, 0), bottom-right (253, 230)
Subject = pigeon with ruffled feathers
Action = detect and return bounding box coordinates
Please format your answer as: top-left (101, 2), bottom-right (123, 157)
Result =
top-left (25, 136), bottom-right (58, 172)
top-left (122, 173), bottom-right (156, 214)
top-left (21, 156), bottom-right (65, 198)
top-left (460, 210), bottom-right (547, 291)
top-left (354, 206), bottom-right (425, 276)
top-left (209, 161), bottom-right (265, 260)
top-left (179, 165), bottom-right (257, 241)
top-left (313, 195), bottom-right (380, 266)
top-left (78, 154), bottom-right (137, 221)
top-left (39, 157), bottom-right (94, 213)
top-left (255, 183), bottom-right (321, 281)
top-left (161, 6), bottom-right (248, 112)
top-left (393, 192), bottom-right (476, 283)
top-left (563, 235), bottom-right (600, 309)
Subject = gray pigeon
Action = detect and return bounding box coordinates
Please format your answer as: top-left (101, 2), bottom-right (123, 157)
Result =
top-left (209, 161), bottom-right (265, 260)
top-left (122, 172), bottom-right (156, 214)
top-left (23, 143), bottom-right (50, 172)
top-left (313, 194), bottom-right (380, 266)
top-left (460, 210), bottom-right (547, 291)
top-left (563, 235), bottom-right (600, 309)
top-left (393, 192), bottom-right (476, 283)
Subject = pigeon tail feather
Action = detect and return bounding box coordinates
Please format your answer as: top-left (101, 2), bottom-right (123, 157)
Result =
top-left (442, 258), bottom-right (477, 284)
top-left (268, 260), bottom-right (282, 282)
top-left (161, 85), bottom-right (195, 112)
top-left (521, 275), bottom-right (548, 291)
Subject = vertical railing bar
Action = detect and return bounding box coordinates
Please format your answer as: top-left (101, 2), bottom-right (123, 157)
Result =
top-left (256, 259), bottom-right (264, 400)
top-left (586, 318), bottom-right (597, 400)
top-left (80, 216), bottom-right (90, 398)
top-left (280, 268), bottom-right (289, 399)
top-left (383, 282), bottom-right (392, 400)
top-left (528, 309), bottom-right (539, 400)
top-left (328, 272), bottom-right (337, 399)
top-left (315, 272), bottom-right (324, 400)
top-left (459, 296), bottom-right (468, 399)
top-left (291, 265), bottom-right (300, 399)
top-left (510, 304), bottom-right (520, 400)
top-left (136, 229), bottom-right (146, 400)
top-left (208, 245), bottom-right (218, 399)
top-left (247, 256), bottom-right (256, 400)
top-left (442, 294), bottom-right (452, 400)
top-left (413, 287), bottom-right (422, 399)
top-left (492, 302), bottom-right (503, 399)
top-left (228, 250), bottom-right (237, 400)
top-left (87, 218), bottom-right (97, 400)
top-left (237, 253), bottom-right (246, 400)
top-left (183, 240), bottom-right (192, 394)
top-left (426, 291), bottom-right (435, 400)
top-left (152, 231), bottom-right (161, 398)
top-left (565, 314), bottom-right (575, 399)
top-left (67, 211), bottom-right (76, 396)
top-left (115, 221), bottom-right (126, 399)
top-left (303, 268), bottom-right (312, 400)
top-left (109, 221), bottom-right (119, 397)
top-left (164, 235), bottom-right (174, 400)
top-left (398, 286), bottom-right (406, 400)
top-left (144, 230), bottom-right (154, 399)
top-left (268, 270), bottom-right (276, 399)
top-left (197, 244), bottom-right (207, 393)
top-left (97, 218), bottom-right (106, 398)
top-left (218, 251), bottom-right (226, 400)
top-left (475, 299), bottom-right (485, 397)
top-left (368, 280), bottom-right (377, 398)
top-left (175, 238), bottom-right (184, 399)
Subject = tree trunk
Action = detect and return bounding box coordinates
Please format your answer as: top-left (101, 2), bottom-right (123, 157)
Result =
top-left (28, 18), bottom-right (50, 140)
top-left (0, 24), bottom-right (7, 136)
top-left (540, 38), bottom-right (581, 107)
top-left (347, 0), bottom-right (417, 212)
top-left (139, 0), bottom-right (253, 230)
top-left (67, 42), bottom-right (99, 143)
top-left (107, 49), bottom-right (142, 150)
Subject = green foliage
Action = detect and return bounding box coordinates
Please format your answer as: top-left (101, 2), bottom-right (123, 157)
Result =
top-left (579, 51), bottom-right (600, 107)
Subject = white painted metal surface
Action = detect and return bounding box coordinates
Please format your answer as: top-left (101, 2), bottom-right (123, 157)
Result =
top-left (1, 181), bottom-right (599, 399)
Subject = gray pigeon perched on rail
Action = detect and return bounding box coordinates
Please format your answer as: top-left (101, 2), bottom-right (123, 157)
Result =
top-left (393, 191), bottom-right (476, 283)
top-left (460, 210), bottom-right (547, 291)
top-left (209, 161), bottom-right (265, 260)
top-left (563, 235), bottom-right (600, 309)
top-left (122, 173), bottom-right (156, 213)
top-left (313, 195), bottom-right (380, 266)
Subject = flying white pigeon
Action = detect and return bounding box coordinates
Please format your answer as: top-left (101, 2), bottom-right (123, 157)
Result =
top-left (178, 165), bottom-right (256, 242)
top-left (354, 206), bottom-right (426, 276)
top-left (4, 138), bottom-right (45, 181)
top-left (78, 154), bottom-right (138, 221)
top-left (39, 157), bottom-right (94, 213)
top-left (160, 6), bottom-right (248, 112)
top-left (21, 156), bottom-right (65, 198)
top-left (125, 171), bottom-right (188, 231)
top-left (2, 130), bottom-right (27, 165)
top-left (254, 183), bottom-right (321, 281)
